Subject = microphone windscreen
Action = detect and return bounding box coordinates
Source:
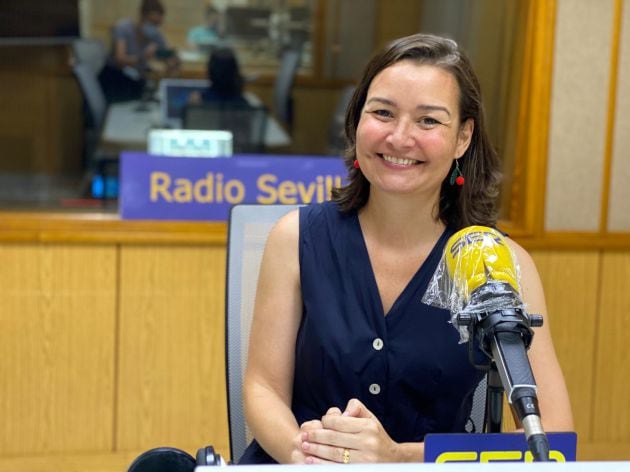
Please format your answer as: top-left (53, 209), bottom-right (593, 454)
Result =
top-left (422, 225), bottom-right (525, 343)
top-left (444, 226), bottom-right (520, 301)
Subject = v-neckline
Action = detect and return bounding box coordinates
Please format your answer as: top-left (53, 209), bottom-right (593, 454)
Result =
top-left (351, 212), bottom-right (451, 318)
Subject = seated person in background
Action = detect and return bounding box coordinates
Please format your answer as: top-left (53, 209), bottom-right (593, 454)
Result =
top-left (99, 0), bottom-right (179, 103)
top-left (187, 3), bottom-right (224, 51)
top-left (188, 47), bottom-right (249, 107)
top-left (240, 33), bottom-right (574, 464)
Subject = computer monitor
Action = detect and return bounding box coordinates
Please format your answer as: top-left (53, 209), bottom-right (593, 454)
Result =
top-left (159, 78), bottom-right (210, 129)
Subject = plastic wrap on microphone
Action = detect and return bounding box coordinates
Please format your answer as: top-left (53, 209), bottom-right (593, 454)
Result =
top-left (422, 226), bottom-right (527, 343)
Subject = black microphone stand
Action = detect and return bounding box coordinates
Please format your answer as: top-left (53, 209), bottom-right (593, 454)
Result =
top-left (457, 282), bottom-right (550, 461)
top-left (484, 366), bottom-right (504, 434)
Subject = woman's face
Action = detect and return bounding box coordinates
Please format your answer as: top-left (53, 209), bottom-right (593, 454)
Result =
top-left (355, 60), bottom-right (473, 200)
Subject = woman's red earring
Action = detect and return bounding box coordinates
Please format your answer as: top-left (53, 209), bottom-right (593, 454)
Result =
top-left (450, 160), bottom-right (464, 186)
top-left (353, 159), bottom-right (360, 169)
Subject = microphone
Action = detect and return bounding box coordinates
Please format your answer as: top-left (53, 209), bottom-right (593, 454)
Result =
top-left (423, 226), bottom-right (549, 461)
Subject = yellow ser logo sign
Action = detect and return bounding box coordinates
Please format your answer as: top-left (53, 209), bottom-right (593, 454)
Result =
top-left (436, 450), bottom-right (567, 462)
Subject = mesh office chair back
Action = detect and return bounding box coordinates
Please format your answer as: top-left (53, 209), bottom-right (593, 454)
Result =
top-left (72, 38), bottom-right (107, 76)
top-left (225, 204), bottom-right (488, 462)
top-left (73, 62), bottom-right (107, 132)
top-left (226, 204), bottom-right (301, 462)
top-left (72, 61), bottom-right (117, 197)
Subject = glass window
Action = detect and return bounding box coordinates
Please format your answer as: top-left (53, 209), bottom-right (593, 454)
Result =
top-left (0, 0), bottom-right (528, 217)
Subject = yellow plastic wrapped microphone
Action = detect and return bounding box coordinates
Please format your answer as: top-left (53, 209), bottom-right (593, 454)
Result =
top-left (422, 226), bottom-right (526, 343)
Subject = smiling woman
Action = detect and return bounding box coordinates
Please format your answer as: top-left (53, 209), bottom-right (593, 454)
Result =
top-left (334, 34), bottom-right (502, 231)
top-left (4, 3), bottom-right (630, 470)
top-left (355, 62), bottom-right (473, 202)
top-left (240, 32), bottom-right (573, 465)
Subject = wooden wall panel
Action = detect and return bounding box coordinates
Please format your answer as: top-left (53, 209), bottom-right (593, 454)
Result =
top-left (0, 449), bottom-right (143, 472)
top-left (0, 244), bottom-right (116, 454)
top-left (0, 241), bottom-right (629, 467)
top-left (592, 251), bottom-right (630, 442)
top-left (116, 246), bottom-right (230, 457)
top-left (530, 251), bottom-right (600, 443)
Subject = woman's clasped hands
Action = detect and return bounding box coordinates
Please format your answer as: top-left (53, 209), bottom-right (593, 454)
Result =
top-left (296, 399), bottom-right (400, 464)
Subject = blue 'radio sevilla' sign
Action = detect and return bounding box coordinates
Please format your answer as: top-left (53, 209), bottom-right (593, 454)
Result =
top-left (120, 152), bottom-right (347, 221)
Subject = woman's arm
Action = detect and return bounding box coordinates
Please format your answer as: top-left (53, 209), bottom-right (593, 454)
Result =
top-left (242, 209), bottom-right (307, 463)
top-left (508, 240), bottom-right (575, 432)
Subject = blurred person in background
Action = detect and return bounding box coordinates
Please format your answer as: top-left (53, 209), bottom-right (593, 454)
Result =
top-left (187, 2), bottom-right (225, 51)
top-left (188, 47), bottom-right (249, 107)
top-left (99, 0), bottom-right (179, 103)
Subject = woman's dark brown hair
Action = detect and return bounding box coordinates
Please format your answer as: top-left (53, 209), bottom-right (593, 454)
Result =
top-left (331, 33), bottom-right (502, 230)
top-left (207, 47), bottom-right (244, 97)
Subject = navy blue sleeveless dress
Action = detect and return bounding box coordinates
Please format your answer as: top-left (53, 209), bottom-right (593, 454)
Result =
top-left (239, 201), bottom-right (486, 464)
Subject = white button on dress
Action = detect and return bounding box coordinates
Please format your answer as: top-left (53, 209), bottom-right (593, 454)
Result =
top-left (372, 338), bottom-right (384, 350)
